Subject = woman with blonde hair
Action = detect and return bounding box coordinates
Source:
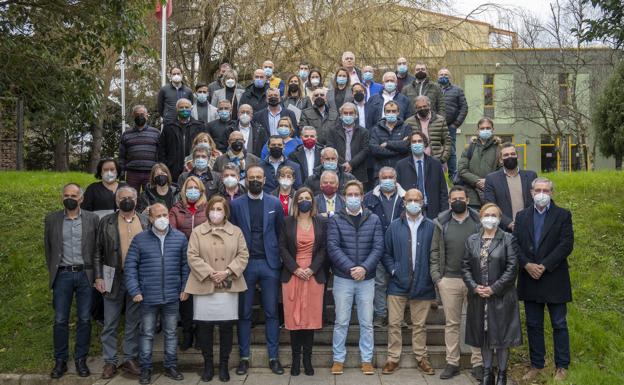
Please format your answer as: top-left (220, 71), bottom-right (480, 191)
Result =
top-left (260, 117), bottom-right (302, 159)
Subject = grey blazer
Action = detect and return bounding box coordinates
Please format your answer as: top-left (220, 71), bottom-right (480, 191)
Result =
top-left (327, 86), bottom-right (353, 112)
top-left (211, 87), bottom-right (245, 107)
top-left (44, 210), bottom-right (100, 289)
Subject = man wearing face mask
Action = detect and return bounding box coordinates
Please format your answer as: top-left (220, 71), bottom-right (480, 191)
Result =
top-left (430, 185), bottom-right (484, 381)
top-left (262, 60), bottom-right (285, 96)
top-left (314, 170), bottom-right (346, 217)
top-left (233, 104), bottom-right (267, 158)
top-left (157, 67), bottom-right (194, 121)
top-left (229, 166), bottom-right (286, 375)
top-left (240, 69), bottom-right (270, 113)
top-left (361, 65), bottom-right (383, 101)
top-left (370, 100), bottom-right (412, 176)
top-left (401, 63), bottom-right (445, 118)
top-left (259, 136), bottom-right (303, 193)
top-left (404, 95), bottom-right (451, 164)
top-left (158, 98), bottom-right (206, 181)
top-left (367, 72), bottom-right (411, 127)
top-left (124, 203), bottom-right (190, 384)
top-left (45, 183), bottom-right (100, 379)
top-left (214, 131), bottom-right (260, 181)
top-left (217, 163), bottom-right (246, 201)
top-left (207, 62), bottom-right (235, 100)
top-left (191, 83), bottom-right (218, 124)
top-left (381, 188), bottom-right (436, 376)
top-left (298, 60), bottom-right (311, 96)
top-left (456, 117), bottom-right (502, 208)
top-left (305, 147), bottom-right (355, 196)
top-left (288, 126), bottom-right (323, 182)
top-left (94, 187), bottom-right (150, 379)
top-left (252, 88), bottom-right (298, 137)
top-left (513, 178), bottom-right (574, 383)
top-left (484, 143), bottom-right (537, 232)
top-left (437, 68), bottom-right (468, 180)
top-left (300, 88), bottom-right (339, 145)
top-left (119, 105), bottom-right (160, 194)
top-left (177, 145), bottom-right (222, 199)
top-left (395, 131), bottom-right (449, 219)
top-left (207, 99), bottom-right (236, 153)
top-left (395, 57), bottom-right (415, 93)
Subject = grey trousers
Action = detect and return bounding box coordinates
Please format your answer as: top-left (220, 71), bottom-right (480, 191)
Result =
top-left (101, 277), bottom-right (141, 365)
top-left (374, 262), bottom-right (389, 318)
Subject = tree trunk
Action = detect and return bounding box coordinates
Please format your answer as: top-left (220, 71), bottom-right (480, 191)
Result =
top-left (53, 131), bottom-right (68, 171)
top-left (88, 120), bottom-right (103, 174)
top-left (616, 155), bottom-right (622, 171)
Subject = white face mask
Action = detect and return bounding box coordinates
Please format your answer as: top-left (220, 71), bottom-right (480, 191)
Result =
top-left (154, 217), bottom-right (169, 231)
top-left (481, 216), bottom-right (500, 230)
top-left (225, 78), bottom-right (236, 88)
top-left (239, 113), bottom-right (251, 125)
top-left (171, 74), bottom-right (182, 83)
top-left (223, 176), bottom-right (238, 188)
top-left (102, 171), bottom-right (117, 183)
top-left (534, 192), bottom-right (551, 207)
top-left (310, 78), bottom-right (320, 86)
top-left (209, 210), bottom-right (225, 224)
top-left (279, 178), bottom-right (293, 189)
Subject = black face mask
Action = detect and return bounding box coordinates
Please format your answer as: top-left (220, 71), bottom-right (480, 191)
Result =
top-left (451, 200), bottom-right (467, 214)
top-left (314, 97), bottom-right (325, 108)
top-left (63, 198), bottom-right (79, 211)
top-left (269, 147), bottom-right (283, 159)
top-left (353, 92), bottom-right (365, 102)
top-left (154, 175), bottom-right (169, 187)
top-left (119, 198), bottom-right (136, 212)
top-left (417, 108), bottom-right (430, 118)
top-left (231, 140), bottom-right (244, 152)
top-left (288, 83), bottom-right (299, 93)
top-left (248, 180), bottom-right (264, 195)
top-left (415, 71), bottom-right (427, 80)
top-left (503, 157), bottom-right (518, 170)
top-left (268, 97), bottom-right (280, 106)
top-left (134, 115), bottom-right (147, 127)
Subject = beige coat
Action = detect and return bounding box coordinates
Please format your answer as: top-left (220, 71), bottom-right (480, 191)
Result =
top-left (185, 220), bottom-right (249, 295)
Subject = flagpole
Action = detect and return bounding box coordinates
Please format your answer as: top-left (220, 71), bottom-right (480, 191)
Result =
top-left (160, 0), bottom-right (167, 87)
top-left (120, 48), bottom-right (126, 133)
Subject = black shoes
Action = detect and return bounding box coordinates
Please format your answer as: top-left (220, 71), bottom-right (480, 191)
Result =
top-left (164, 366), bottom-right (184, 380)
top-left (75, 357), bottom-right (90, 377)
top-left (201, 359), bottom-right (214, 382)
top-left (472, 365), bottom-right (484, 381)
top-left (303, 354), bottom-right (314, 376)
top-left (235, 359), bottom-right (249, 375)
top-left (291, 354), bottom-right (301, 376)
top-left (440, 364), bottom-right (460, 379)
top-left (50, 359), bottom-right (67, 379)
top-left (219, 361), bottom-right (230, 382)
top-left (496, 369), bottom-right (507, 385)
top-left (139, 368), bottom-right (152, 384)
top-left (481, 367), bottom-right (495, 385)
top-left (180, 332), bottom-right (194, 351)
top-left (269, 359), bottom-right (284, 375)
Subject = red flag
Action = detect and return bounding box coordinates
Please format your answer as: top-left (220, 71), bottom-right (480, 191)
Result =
top-left (155, 0), bottom-right (172, 20)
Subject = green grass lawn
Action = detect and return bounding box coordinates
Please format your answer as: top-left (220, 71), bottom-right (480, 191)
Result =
top-left (0, 171), bottom-right (623, 383)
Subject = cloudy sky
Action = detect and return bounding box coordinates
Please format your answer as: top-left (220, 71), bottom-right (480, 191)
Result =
top-left (452, 0), bottom-right (554, 24)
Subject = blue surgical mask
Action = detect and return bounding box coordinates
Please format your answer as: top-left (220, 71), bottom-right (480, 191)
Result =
top-left (196, 93), bottom-right (208, 103)
top-left (397, 64), bottom-right (408, 74)
top-left (385, 113), bottom-right (398, 123)
top-left (405, 201), bottom-right (422, 216)
top-left (341, 115), bottom-right (355, 125)
top-left (384, 82), bottom-right (397, 93)
top-left (380, 178), bottom-right (396, 192)
top-left (438, 76), bottom-right (450, 86)
top-left (323, 161), bottom-right (338, 171)
top-left (194, 158), bottom-right (209, 170)
top-left (254, 79), bottom-right (265, 88)
top-left (346, 196), bottom-right (361, 212)
top-left (336, 76), bottom-right (348, 86)
top-left (363, 72), bottom-right (373, 82)
top-left (411, 143), bottom-right (425, 155)
top-left (263, 67), bottom-right (273, 77)
top-left (479, 129), bottom-right (493, 140)
top-left (299, 70), bottom-right (309, 79)
top-left (277, 126), bottom-right (290, 137)
top-left (185, 187), bottom-right (201, 202)
top-left (218, 110), bottom-right (230, 121)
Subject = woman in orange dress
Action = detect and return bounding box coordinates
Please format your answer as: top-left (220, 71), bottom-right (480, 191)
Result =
top-left (279, 187), bottom-right (327, 376)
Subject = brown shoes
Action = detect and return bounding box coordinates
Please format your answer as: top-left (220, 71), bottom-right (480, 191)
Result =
top-left (121, 359), bottom-right (141, 376)
top-left (418, 358), bottom-right (435, 375)
top-left (522, 367), bottom-right (543, 381)
top-left (382, 360), bottom-right (399, 374)
top-left (361, 362), bottom-right (375, 375)
top-left (554, 367), bottom-right (568, 381)
top-left (101, 363), bottom-right (117, 379)
top-left (331, 362), bottom-right (344, 375)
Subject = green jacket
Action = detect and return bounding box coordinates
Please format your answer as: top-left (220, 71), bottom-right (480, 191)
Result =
top-left (404, 113), bottom-right (451, 163)
top-left (457, 136), bottom-right (501, 206)
top-left (401, 78), bottom-right (446, 118)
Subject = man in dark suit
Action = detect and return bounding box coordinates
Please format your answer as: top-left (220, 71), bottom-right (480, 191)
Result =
top-left (259, 136), bottom-right (303, 193)
top-left (252, 88), bottom-right (298, 138)
top-left (44, 183), bottom-right (100, 379)
top-left (396, 131), bottom-right (449, 219)
top-left (366, 72), bottom-right (411, 126)
top-left (314, 170), bottom-right (346, 217)
top-left (484, 142), bottom-right (537, 232)
top-left (233, 104), bottom-right (268, 159)
top-left (229, 166), bottom-right (285, 376)
top-left (288, 126), bottom-right (323, 182)
top-left (513, 177), bottom-right (574, 382)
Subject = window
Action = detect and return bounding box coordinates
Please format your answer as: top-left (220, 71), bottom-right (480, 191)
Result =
top-left (428, 29), bottom-right (443, 45)
top-left (483, 74), bottom-right (495, 118)
top-left (558, 73), bottom-right (569, 117)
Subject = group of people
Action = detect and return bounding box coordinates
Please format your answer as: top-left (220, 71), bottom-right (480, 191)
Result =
top-left (44, 52), bottom-right (574, 385)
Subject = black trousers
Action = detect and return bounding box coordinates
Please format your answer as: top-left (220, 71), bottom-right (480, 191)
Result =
top-left (195, 320), bottom-right (234, 363)
top-left (289, 329), bottom-right (314, 358)
top-left (180, 294), bottom-right (194, 334)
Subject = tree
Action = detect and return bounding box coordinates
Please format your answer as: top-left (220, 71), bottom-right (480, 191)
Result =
top-left (582, 0), bottom-right (624, 49)
top-left (593, 60), bottom-right (624, 169)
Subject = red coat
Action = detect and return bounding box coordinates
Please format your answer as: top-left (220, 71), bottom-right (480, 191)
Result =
top-left (169, 201), bottom-right (208, 239)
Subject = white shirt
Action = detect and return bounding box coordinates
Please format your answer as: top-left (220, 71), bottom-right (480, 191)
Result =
top-left (247, 191), bottom-right (264, 200)
top-left (381, 91), bottom-right (396, 117)
top-left (356, 103), bottom-right (366, 127)
top-left (406, 214), bottom-right (424, 269)
top-left (304, 147), bottom-right (316, 177)
top-left (239, 124), bottom-right (251, 149)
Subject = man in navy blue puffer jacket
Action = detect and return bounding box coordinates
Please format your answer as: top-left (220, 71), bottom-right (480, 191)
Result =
top-left (124, 203), bottom-right (190, 384)
top-left (327, 180), bottom-right (384, 375)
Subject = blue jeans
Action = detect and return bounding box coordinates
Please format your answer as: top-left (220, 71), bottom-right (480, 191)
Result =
top-left (374, 262), bottom-right (388, 318)
top-left (101, 278), bottom-right (140, 365)
top-left (52, 270), bottom-right (92, 361)
top-left (238, 258), bottom-right (280, 359)
top-left (332, 276), bottom-right (375, 363)
top-left (448, 125), bottom-right (457, 180)
top-left (524, 301), bottom-right (570, 369)
top-left (139, 301), bottom-right (179, 370)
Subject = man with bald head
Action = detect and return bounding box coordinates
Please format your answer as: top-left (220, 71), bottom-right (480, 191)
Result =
top-left (262, 60), bottom-right (285, 96)
top-left (401, 62), bottom-right (445, 117)
top-left (252, 87), bottom-right (298, 138)
top-left (395, 57), bottom-right (415, 93)
top-left (240, 68), bottom-right (270, 112)
top-left (233, 103), bottom-right (267, 158)
top-left (158, 97), bottom-right (206, 180)
top-left (213, 130), bottom-right (260, 181)
top-left (305, 146), bottom-right (356, 195)
top-left (157, 67), bottom-right (194, 121)
top-left (367, 71), bottom-right (411, 128)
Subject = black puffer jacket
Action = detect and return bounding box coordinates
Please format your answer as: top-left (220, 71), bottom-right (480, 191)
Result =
top-left (158, 118), bottom-right (206, 181)
top-left (440, 83), bottom-right (468, 128)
